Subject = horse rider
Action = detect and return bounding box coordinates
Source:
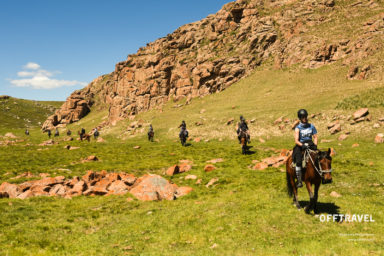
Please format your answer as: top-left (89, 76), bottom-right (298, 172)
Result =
top-left (25, 129), bottom-right (29, 136)
top-left (293, 109), bottom-right (318, 188)
top-left (47, 129), bottom-right (51, 138)
top-left (67, 129), bottom-right (72, 136)
top-left (80, 128), bottom-right (86, 138)
top-left (237, 115), bottom-right (250, 143)
top-left (148, 124), bottom-right (154, 135)
top-left (178, 120), bottom-right (188, 138)
top-left (54, 128), bottom-right (59, 137)
top-left (93, 128), bottom-right (99, 139)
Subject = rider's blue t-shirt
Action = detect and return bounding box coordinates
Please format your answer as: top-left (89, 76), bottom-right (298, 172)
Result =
top-left (295, 123), bottom-right (317, 143)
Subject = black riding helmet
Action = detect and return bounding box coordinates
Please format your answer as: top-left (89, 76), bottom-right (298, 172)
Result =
top-left (297, 109), bottom-right (308, 119)
top-left (240, 115), bottom-right (244, 121)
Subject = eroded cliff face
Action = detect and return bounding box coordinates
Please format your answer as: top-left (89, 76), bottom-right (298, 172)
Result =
top-left (43, 0), bottom-right (384, 130)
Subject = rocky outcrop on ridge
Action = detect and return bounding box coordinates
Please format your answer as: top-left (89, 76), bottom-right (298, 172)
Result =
top-left (43, 0), bottom-right (384, 129)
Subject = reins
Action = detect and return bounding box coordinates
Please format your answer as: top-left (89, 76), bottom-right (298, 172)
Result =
top-left (304, 149), bottom-right (332, 177)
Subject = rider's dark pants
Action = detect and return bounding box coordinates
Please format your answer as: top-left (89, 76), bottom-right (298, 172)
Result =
top-left (293, 141), bottom-right (315, 168)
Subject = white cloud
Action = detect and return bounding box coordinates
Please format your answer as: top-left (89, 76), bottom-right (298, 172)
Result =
top-left (24, 62), bottom-right (40, 70)
top-left (10, 63), bottom-right (87, 89)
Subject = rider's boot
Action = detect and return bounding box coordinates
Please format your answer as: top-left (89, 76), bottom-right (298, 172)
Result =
top-left (296, 166), bottom-right (303, 188)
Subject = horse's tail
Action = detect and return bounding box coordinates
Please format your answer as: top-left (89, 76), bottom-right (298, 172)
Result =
top-left (286, 162), bottom-right (293, 198)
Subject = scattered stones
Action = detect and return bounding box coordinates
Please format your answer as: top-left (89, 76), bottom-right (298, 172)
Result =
top-left (321, 139), bottom-right (333, 143)
top-left (206, 178), bottom-right (218, 188)
top-left (204, 164), bottom-right (216, 172)
top-left (330, 191), bottom-right (341, 198)
top-left (274, 116), bottom-right (283, 125)
top-left (374, 133), bottom-right (384, 143)
top-left (133, 145), bottom-right (141, 149)
top-left (175, 186), bottom-right (193, 198)
top-left (195, 121), bottom-right (203, 126)
top-left (352, 143), bottom-right (359, 147)
top-left (195, 179), bottom-right (202, 185)
top-left (11, 172), bottom-right (34, 180)
top-left (39, 140), bottom-right (57, 146)
top-left (200, 109), bottom-right (206, 114)
top-left (253, 162), bottom-right (268, 170)
top-left (97, 137), bottom-right (105, 143)
top-left (373, 123), bottom-right (380, 128)
top-left (250, 119), bottom-right (256, 123)
top-left (194, 137), bottom-right (201, 142)
top-left (129, 174), bottom-right (178, 201)
top-left (259, 138), bottom-right (266, 143)
top-left (83, 155), bottom-right (99, 162)
top-left (4, 133), bottom-right (17, 138)
top-left (166, 163), bottom-right (192, 176)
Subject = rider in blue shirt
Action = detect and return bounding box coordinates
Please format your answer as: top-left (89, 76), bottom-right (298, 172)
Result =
top-left (293, 109), bottom-right (318, 188)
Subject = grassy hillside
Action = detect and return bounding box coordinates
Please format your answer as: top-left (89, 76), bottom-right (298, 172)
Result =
top-left (0, 64), bottom-right (383, 255)
top-left (0, 96), bottom-right (62, 130)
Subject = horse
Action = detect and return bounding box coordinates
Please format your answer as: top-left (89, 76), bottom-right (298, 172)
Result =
top-left (148, 131), bottom-right (154, 142)
top-left (286, 148), bottom-right (333, 214)
top-left (239, 130), bottom-right (248, 154)
top-left (179, 130), bottom-right (188, 146)
top-left (78, 131), bottom-right (90, 142)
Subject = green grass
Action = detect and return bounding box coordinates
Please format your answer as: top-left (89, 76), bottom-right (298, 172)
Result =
top-left (0, 64), bottom-right (384, 255)
top-left (336, 87), bottom-right (384, 110)
top-left (0, 97), bottom-right (62, 130)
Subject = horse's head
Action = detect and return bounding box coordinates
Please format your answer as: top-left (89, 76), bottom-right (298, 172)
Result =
top-left (317, 148), bottom-right (333, 184)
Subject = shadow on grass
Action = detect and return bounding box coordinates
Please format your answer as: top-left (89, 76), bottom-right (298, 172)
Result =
top-left (299, 200), bottom-right (340, 215)
top-left (244, 145), bottom-right (256, 155)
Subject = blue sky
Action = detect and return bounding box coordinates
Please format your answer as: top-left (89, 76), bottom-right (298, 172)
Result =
top-left (0, 0), bottom-right (231, 101)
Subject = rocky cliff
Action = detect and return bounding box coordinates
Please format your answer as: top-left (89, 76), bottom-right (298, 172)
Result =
top-left (43, 0), bottom-right (384, 130)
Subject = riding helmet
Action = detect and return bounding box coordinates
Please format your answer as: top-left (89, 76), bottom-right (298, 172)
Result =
top-left (297, 109), bottom-right (308, 119)
top-left (240, 115), bottom-right (244, 121)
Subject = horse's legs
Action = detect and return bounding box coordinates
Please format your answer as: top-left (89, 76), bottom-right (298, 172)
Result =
top-left (313, 182), bottom-right (320, 214)
top-left (304, 181), bottom-right (314, 214)
top-left (290, 172), bottom-right (300, 209)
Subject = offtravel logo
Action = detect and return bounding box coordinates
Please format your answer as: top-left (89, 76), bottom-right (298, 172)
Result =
top-left (319, 214), bottom-right (375, 223)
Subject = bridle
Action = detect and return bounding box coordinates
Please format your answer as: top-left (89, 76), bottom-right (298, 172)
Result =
top-left (304, 149), bottom-right (333, 177)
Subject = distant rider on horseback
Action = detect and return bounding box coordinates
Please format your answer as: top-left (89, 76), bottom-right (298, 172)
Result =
top-left (293, 109), bottom-right (318, 188)
top-left (179, 120), bottom-right (188, 139)
top-left (237, 115), bottom-right (250, 144)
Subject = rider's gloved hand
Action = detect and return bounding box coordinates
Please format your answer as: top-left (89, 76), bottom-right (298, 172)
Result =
top-left (313, 144), bottom-right (318, 150)
top-left (302, 143), bottom-right (309, 149)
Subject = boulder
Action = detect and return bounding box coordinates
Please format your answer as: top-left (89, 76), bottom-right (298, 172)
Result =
top-left (226, 118), bottom-right (234, 125)
top-left (329, 123), bottom-right (341, 134)
top-left (374, 133), bottom-right (384, 143)
top-left (252, 162), bottom-right (268, 170)
top-left (108, 180), bottom-right (129, 195)
top-left (4, 133), bottom-right (17, 138)
top-left (120, 173), bottom-right (136, 185)
top-left (166, 165), bottom-right (180, 176)
top-left (179, 163), bottom-right (192, 173)
top-left (353, 108), bottom-right (369, 120)
top-left (0, 182), bottom-right (20, 198)
top-left (204, 164), bottom-right (216, 172)
top-left (129, 174), bottom-right (177, 201)
top-left (175, 186), bottom-right (193, 198)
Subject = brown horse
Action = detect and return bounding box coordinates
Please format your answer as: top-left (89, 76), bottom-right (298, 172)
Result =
top-left (78, 131), bottom-right (90, 142)
top-left (286, 148), bottom-right (333, 214)
top-left (239, 130), bottom-right (248, 154)
top-left (148, 131), bottom-right (154, 142)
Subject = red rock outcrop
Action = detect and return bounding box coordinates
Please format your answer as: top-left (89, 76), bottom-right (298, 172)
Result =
top-left (43, 0), bottom-right (384, 128)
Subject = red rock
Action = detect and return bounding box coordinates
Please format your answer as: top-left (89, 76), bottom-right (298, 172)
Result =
top-left (207, 158), bottom-right (224, 163)
top-left (49, 184), bottom-right (66, 196)
top-left (85, 155), bottom-right (98, 161)
top-left (0, 182), bottom-right (20, 198)
top-left (259, 138), bottom-right (266, 143)
top-left (133, 145), bottom-right (141, 149)
top-left (126, 197), bottom-right (134, 202)
top-left (226, 118), bottom-right (234, 125)
top-left (330, 191), bottom-right (341, 198)
top-left (253, 162), bottom-right (268, 170)
top-left (17, 190), bottom-right (34, 199)
top-left (166, 165), bottom-right (180, 176)
top-left (206, 178), bottom-right (218, 188)
top-left (179, 163), bottom-right (192, 173)
top-left (204, 164), bottom-right (216, 172)
top-left (352, 143), bottom-right (359, 147)
top-left (329, 123), bottom-right (341, 134)
top-left (69, 180), bottom-right (87, 196)
top-left (108, 180), bottom-right (129, 194)
top-left (274, 116), bottom-right (283, 125)
top-left (194, 137), bottom-right (201, 142)
top-left (129, 174), bottom-right (177, 201)
top-left (82, 170), bottom-right (96, 183)
top-left (175, 186), bottom-right (193, 198)
top-left (338, 134), bottom-right (348, 141)
top-left (353, 108), bottom-right (369, 120)
top-left (97, 137), bottom-right (105, 143)
top-left (4, 132), bottom-right (17, 138)
top-left (374, 133), bottom-right (384, 143)
top-left (120, 173), bottom-right (136, 185)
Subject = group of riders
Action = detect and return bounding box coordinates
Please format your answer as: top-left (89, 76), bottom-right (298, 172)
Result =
top-left (25, 108), bottom-right (318, 189)
top-left (153, 108), bottom-right (318, 189)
